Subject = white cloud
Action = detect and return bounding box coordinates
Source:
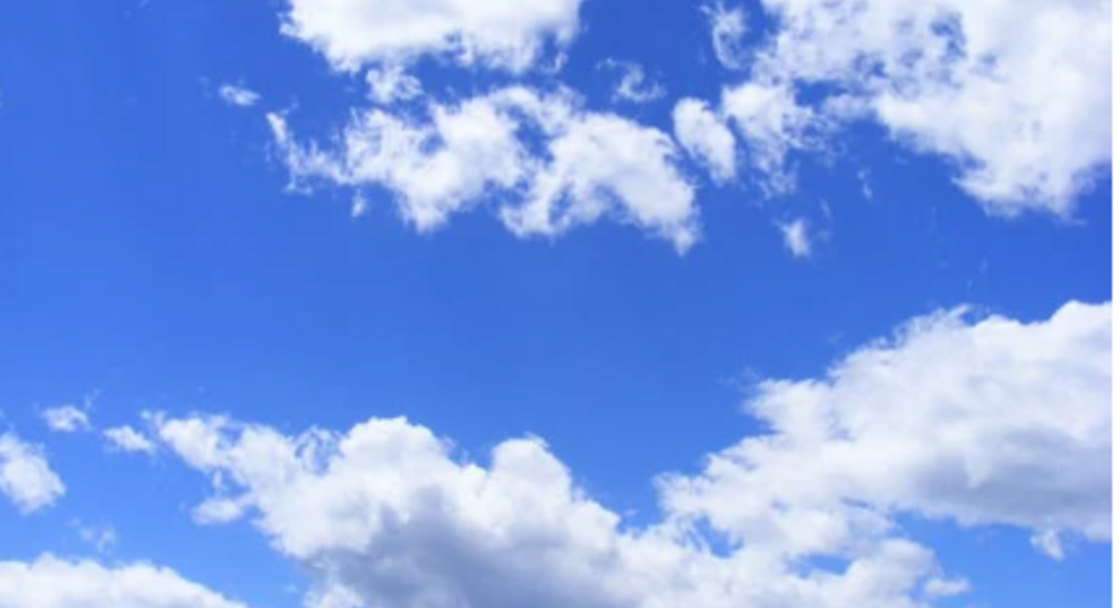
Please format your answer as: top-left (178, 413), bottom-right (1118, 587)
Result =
top-left (662, 300), bottom-right (1111, 559)
top-left (137, 299), bottom-right (1110, 607)
top-left (777, 218), bottom-right (812, 258)
top-left (672, 98), bottom-right (737, 183)
top-left (500, 112), bottom-right (699, 252)
top-left (727, 0), bottom-right (1111, 213)
top-left (0, 433), bottom-right (65, 513)
top-left (281, 0), bottom-right (587, 72)
top-left (104, 425), bottom-right (157, 455)
top-left (150, 413), bottom-right (946, 608)
top-left (721, 81), bottom-right (818, 194)
top-left (599, 59), bottom-right (665, 104)
top-left (271, 87), bottom-right (700, 251)
top-left (365, 65), bottom-right (422, 105)
top-left (703, 2), bottom-right (750, 70)
top-left (0, 555), bottom-right (249, 608)
top-left (217, 84), bottom-right (260, 108)
top-left (41, 406), bottom-right (90, 433)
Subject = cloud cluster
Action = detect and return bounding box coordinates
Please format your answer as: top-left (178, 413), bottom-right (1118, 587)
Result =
top-left (0, 432), bottom-right (65, 513)
top-left (139, 300), bottom-right (1109, 608)
top-left (0, 555), bottom-right (248, 608)
top-left (271, 87), bottom-right (700, 251)
top-left (701, 0), bottom-right (1111, 213)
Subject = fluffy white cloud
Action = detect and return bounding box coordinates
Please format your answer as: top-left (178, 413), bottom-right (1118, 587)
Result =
top-left (104, 426), bottom-right (157, 455)
top-left (721, 81), bottom-right (818, 194)
top-left (0, 555), bottom-right (249, 608)
top-left (662, 300), bottom-right (1112, 559)
top-left (672, 98), bottom-right (737, 183)
top-left (217, 84), bottom-right (260, 108)
top-left (725, 0), bottom-right (1111, 213)
top-left (137, 300), bottom-right (1109, 607)
top-left (281, 0), bottom-right (587, 72)
top-left (0, 433), bottom-right (65, 513)
top-left (150, 413), bottom-right (948, 608)
top-left (271, 87), bottom-right (700, 251)
top-left (41, 406), bottom-right (90, 433)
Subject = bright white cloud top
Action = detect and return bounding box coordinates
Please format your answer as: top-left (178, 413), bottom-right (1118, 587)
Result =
top-left (0, 555), bottom-right (250, 608)
top-left (715, 0), bottom-right (1111, 213)
top-left (0, 433), bottom-right (65, 514)
top-left (281, 0), bottom-right (587, 71)
top-left (124, 300), bottom-right (1109, 608)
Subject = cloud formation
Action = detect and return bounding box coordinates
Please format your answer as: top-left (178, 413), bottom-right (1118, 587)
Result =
top-left (0, 432), bottom-right (65, 513)
top-left (712, 0), bottom-right (1111, 213)
top-left (270, 87), bottom-right (700, 251)
top-left (138, 300), bottom-right (1109, 607)
top-left (0, 555), bottom-right (249, 608)
top-left (281, 0), bottom-right (587, 72)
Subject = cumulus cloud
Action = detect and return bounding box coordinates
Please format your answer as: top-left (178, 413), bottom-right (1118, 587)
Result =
top-left (0, 555), bottom-right (249, 608)
top-left (672, 98), bottom-right (737, 183)
top-left (270, 87), bottom-right (700, 251)
top-left (217, 84), bottom-right (260, 108)
top-left (716, 0), bottom-right (1111, 213)
top-left (137, 300), bottom-right (1109, 607)
top-left (662, 300), bottom-right (1112, 560)
top-left (104, 425), bottom-right (158, 455)
top-left (0, 433), bottom-right (65, 513)
top-left (41, 406), bottom-right (90, 433)
top-left (280, 0), bottom-right (587, 72)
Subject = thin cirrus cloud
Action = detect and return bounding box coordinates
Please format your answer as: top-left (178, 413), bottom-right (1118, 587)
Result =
top-left (121, 300), bottom-right (1109, 608)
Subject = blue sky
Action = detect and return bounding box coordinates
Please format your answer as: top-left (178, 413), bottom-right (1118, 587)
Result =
top-left (0, 1), bottom-right (1112, 608)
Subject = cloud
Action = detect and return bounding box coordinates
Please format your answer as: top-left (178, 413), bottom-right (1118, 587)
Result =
top-left (672, 98), bottom-right (737, 183)
top-left (599, 59), bottom-right (665, 104)
top-left (721, 81), bottom-right (819, 194)
top-left (0, 433), bottom-right (65, 513)
top-left (280, 0), bottom-right (587, 72)
top-left (41, 406), bottom-right (90, 433)
top-left (149, 414), bottom-right (947, 608)
top-left (71, 520), bottom-right (118, 555)
top-left (718, 0), bottom-right (1111, 213)
top-left (217, 84), bottom-right (260, 108)
top-left (136, 300), bottom-right (1109, 607)
top-left (777, 218), bottom-right (812, 258)
top-left (271, 87), bottom-right (700, 251)
top-left (0, 555), bottom-right (249, 608)
top-left (365, 65), bottom-right (422, 105)
top-left (104, 425), bottom-right (158, 455)
top-left (662, 300), bottom-right (1111, 560)
top-left (702, 2), bottom-right (750, 70)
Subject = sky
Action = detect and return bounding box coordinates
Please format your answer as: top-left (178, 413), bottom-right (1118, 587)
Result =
top-left (0, 1), bottom-right (1112, 607)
